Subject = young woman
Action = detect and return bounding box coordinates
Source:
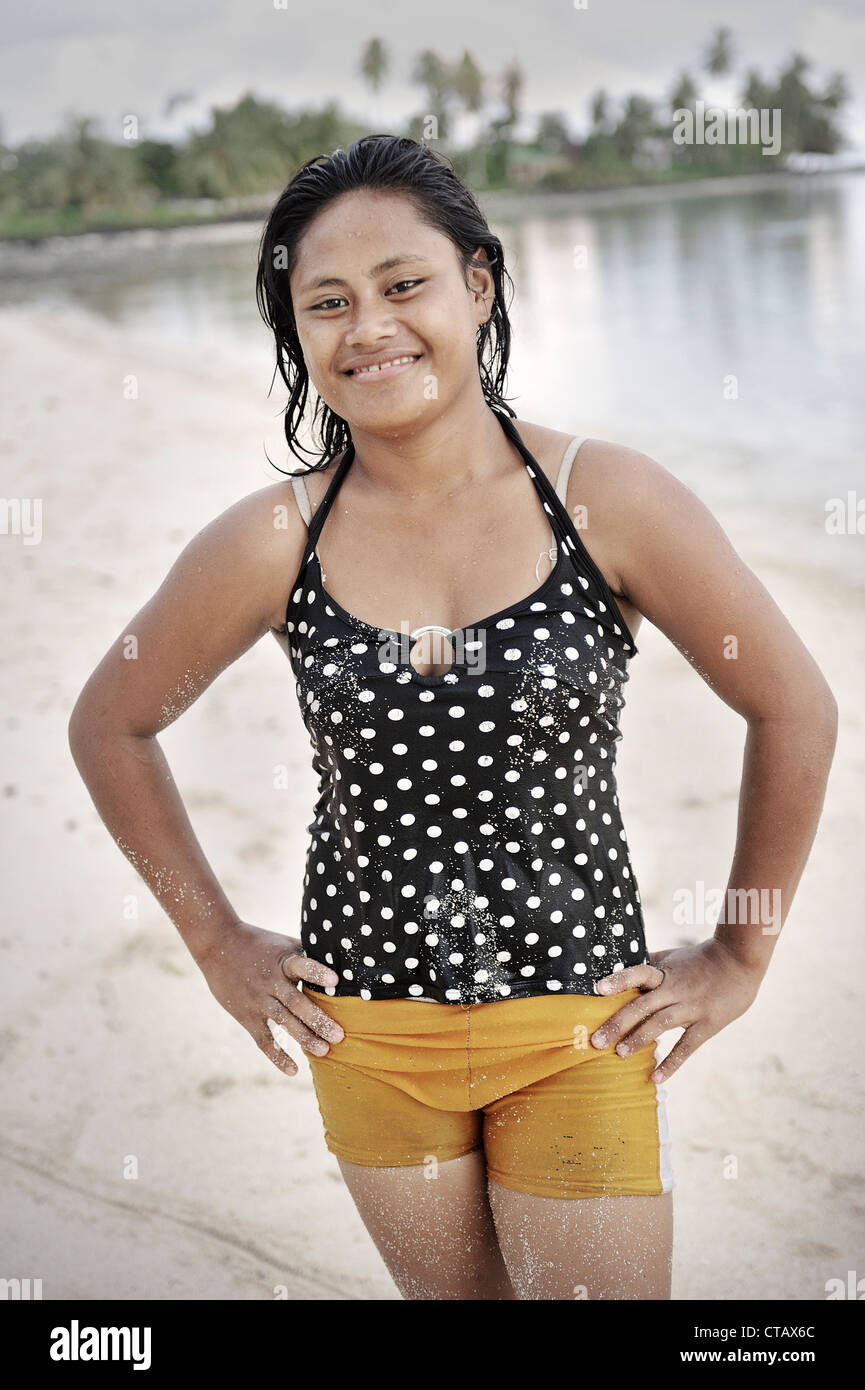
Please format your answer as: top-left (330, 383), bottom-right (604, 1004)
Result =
top-left (69, 134), bottom-right (837, 1301)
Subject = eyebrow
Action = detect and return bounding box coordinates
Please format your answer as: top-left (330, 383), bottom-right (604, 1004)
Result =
top-left (296, 254), bottom-right (432, 296)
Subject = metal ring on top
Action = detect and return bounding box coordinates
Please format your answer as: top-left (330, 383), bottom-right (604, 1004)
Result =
top-left (409, 624), bottom-right (455, 642)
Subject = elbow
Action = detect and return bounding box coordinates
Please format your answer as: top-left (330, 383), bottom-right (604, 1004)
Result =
top-left (67, 692), bottom-right (94, 763)
top-left (791, 685), bottom-right (839, 759)
top-left (811, 674), bottom-right (839, 740)
top-left (747, 680), bottom-right (838, 743)
top-left (67, 683), bottom-right (110, 762)
top-left (820, 690), bottom-right (839, 750)
top-left (68, 688), bottom-right (156, 759)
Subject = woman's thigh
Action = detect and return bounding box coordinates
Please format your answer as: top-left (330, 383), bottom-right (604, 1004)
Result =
top-left (336, 1151), bottom-right (517, 1300)
top-left (481, 1045), bottom-right (675, 1299)
top-left (487, 1184), bottom-right (673, 1300)
top-left (308, 1053), bottom-right (516, 1299)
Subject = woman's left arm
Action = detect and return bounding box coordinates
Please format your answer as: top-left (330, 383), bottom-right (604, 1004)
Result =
top-left (581, 441), bottom-right (839, 1081)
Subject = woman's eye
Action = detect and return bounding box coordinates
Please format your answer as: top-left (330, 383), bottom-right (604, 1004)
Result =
top-left (310, 280), bottom-right (423, 312)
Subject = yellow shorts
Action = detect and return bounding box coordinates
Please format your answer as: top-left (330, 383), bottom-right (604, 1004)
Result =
top-left (304, 987), bottom-right (674, 1200)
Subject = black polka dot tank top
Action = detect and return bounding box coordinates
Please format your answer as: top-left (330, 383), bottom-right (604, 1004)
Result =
top-left (285, 409), bottom-right (649, 1005)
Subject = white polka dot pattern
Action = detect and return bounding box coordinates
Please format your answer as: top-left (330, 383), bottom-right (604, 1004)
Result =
top-left (284, 411), bottom-right (647, 1005)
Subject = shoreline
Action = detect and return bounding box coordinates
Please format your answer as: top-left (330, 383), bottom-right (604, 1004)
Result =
top-left (2, 166), bottom-right (863, 253)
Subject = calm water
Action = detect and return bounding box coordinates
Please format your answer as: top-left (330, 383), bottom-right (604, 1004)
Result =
top-left (3, 172), bottom-right (863, 581)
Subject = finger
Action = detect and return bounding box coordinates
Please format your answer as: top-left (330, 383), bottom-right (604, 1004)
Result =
top-left (612, 1007), bottom-right (691, 1057)
top-left (649, 1026), bottom-right (704, 1083)
top-left (590, 992), bottom-right (662, 1050)
top-left (596, 963), bottom-right (665, 995)
top-left (648, 949), bottom-right (674, 972)
top-left (280, 948), bottom-right (339, 991)
top-left (254, 1026), bottom-right (298, 1076)
top-left (266, 996), bottom-right (336, 1056)
top-left (271, 985), bottom-right (345, 1045)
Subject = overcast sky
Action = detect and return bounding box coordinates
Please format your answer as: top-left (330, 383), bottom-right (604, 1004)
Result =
top-left (1, 0), bottom-right (863, 150)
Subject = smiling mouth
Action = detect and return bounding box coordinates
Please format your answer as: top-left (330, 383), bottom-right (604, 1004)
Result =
top-left (344, 354), bottom-right (423, 380)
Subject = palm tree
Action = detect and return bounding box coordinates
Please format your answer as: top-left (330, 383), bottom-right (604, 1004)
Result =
top-left (412, 49), bottom-right (453, 140)
top-left (590, 89), bottom-right (610, 132)
top-left (742, 68), bottom-right (772, 113)
top-left (669, 73), bottom-right (699, 167)
top-left (451, 50), bottom-right (485, 181)
top-left (502, 61), bottom-right (524, 129)
top-left (486, 61), bottom-right (523, 184)
top-left (704, 26), bottom-right (734, 77)
top-left (670, 71), bottom-right (698, 114)
top-left (822, 72), bottom-right (849, 111)
top-left (452, 50), bottom-right (484, 116)
top-left (613, 94), bottom-right (657, 163)
top-left (740, 53), bottom-right (849, 155)
top-left (536, 112), bottom-right (571, 155)
top-left (360, 38), bottom-right (389, 128)
top-left (164, 91), bottom-right (195, 119)
top-left (360, 37), bottom-right (388, 93)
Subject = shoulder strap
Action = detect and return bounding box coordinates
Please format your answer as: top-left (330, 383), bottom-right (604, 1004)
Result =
top-left (555, 435), bottom-right (584, 506)
top-left (537, 436), bottom-right (583, 575)
top-left (290, 474), bottom-right (312, 526)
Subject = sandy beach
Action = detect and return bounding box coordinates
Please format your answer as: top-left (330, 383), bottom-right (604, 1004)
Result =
top-left (1, 300), bottom-right (862, 1301)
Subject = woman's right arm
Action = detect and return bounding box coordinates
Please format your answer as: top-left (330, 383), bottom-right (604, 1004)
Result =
top-left (67, 483), bottom-right (344, 1074)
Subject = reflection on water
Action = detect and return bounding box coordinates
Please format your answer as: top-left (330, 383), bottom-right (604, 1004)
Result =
top-left (2, 174), bottom-right (863, 578)
top-left (504, 176), bottom-right (864, 503)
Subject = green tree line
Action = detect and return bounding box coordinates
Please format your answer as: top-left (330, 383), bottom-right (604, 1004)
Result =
top-left (0, 28), bottom-right (851, 237)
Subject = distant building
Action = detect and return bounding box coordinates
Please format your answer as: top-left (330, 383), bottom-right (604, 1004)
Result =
top-left (784, 150), bottom-right (865, 173)
top-left (508, 146), bottom-right (574, 186)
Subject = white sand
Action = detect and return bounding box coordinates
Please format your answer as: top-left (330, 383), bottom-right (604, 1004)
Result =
top-left (1, 301), bottom-right (861, 1300)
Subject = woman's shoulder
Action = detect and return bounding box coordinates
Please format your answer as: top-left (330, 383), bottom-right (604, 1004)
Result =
top-left (515, 416), bottom-right (686, 532)
top-left (187, 472), bottom-right (324, 634)
top-left (514, 417), bottom-right (682, 635)
top-left (514, 416), bottom-right (659, 489)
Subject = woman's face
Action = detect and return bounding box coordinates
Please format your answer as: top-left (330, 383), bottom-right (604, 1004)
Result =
top-left (288, 189), bottom-right (493, 433)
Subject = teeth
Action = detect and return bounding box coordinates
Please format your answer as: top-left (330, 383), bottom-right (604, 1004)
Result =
top-left (352, 355), bottom-right (417, 375)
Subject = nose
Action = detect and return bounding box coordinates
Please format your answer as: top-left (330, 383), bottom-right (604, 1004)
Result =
top-left (343, 295), bottom-right (401, 347)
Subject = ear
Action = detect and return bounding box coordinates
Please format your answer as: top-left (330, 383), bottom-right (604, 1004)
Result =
top-left (468, 247), bottom-right (494, 325)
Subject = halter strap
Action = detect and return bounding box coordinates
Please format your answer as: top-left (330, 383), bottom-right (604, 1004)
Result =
top-left (294, 430), bottom-right (580, 534)
top-left (297, 414), bottom-right (581, 560)
top-left (493, 411), bottom-right (636, 653)
top-left (492, 411), bottom-right (575, 551)
top-left (300, 442), bottom-right (357, 563)
top-left (293, 411), bottom-right (635, 653)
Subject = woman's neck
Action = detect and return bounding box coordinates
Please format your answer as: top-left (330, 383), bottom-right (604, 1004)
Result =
top-left (345, 396), bottom-right (513, 504)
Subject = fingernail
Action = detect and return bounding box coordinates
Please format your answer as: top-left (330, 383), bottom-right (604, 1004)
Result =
top-left (616, 1042), bottom-right (629, 1056)
top-left (593, 1032), bottom-right (606, 1046)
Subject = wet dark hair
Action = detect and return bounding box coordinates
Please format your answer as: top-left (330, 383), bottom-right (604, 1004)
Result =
top-left (255, 133), bottom-right (516, 476)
